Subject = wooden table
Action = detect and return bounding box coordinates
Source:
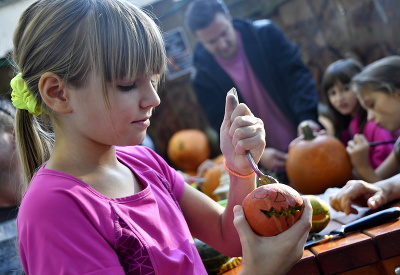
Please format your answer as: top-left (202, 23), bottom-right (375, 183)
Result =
top-left (222, 201), bottom-right (400, 275)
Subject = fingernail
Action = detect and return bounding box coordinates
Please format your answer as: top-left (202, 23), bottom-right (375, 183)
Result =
top-left (228, 87), bottom-right (238, 98)
top-left (370, 200), bottom-right (376, 207)
top-left (233, 205), bottom-right (242, 215)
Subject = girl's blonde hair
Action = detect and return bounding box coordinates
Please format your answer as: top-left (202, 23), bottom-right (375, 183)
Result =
top-left (352, 55), bottom-right (400, 95)
top-left (11, 0), bottom-right (166, 185)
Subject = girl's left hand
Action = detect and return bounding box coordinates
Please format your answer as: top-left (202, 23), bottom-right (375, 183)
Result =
top-left (219, 88), bottom-right (265, 176)
top-left (233, 199), bottom-right (312, 275)
top-left (329, 180), bottom-right (386, 214)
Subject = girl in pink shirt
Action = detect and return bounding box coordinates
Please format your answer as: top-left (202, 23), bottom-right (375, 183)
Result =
top-left (321, 58), bottom-right (397, 181)
top-left (330, 56), bottom-right (400, 214)
top-left (10, 0), bottom-right (311, 274)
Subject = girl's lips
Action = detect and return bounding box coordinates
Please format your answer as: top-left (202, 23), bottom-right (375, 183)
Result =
top-left (132, 118), bottom-right (150, 127)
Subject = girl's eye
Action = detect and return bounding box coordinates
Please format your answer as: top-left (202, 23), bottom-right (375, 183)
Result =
top-left (117, 83), bottom-right (137, 92)
top-left (363, 101), bottom-right (374, 110)
top-left (327, 90), bottom-right (336, 97)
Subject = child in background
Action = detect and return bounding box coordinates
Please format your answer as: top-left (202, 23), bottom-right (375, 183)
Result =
top-left (330, 56), bottom-right (400, 214)
top-left (10, 0), bottom-right (311, 274)
top-left (320, 58), bottom-right (396, 180)
top-left (0, 99), bottom-right (23, 274)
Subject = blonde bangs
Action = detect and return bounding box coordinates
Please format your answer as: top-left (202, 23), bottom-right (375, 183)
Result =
top-left (89, 0), bottom-right (166, 84)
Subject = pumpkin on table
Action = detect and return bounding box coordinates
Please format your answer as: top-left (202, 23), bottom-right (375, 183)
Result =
top-left (167, 129), bottom-right (211, 173)
top-left (200, 167), bottom-right (222, 201)
top-left (286, 123), bottom-right (352, 195)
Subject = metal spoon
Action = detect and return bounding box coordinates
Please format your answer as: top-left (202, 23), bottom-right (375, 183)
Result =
top-left (246, 150), bottom-right (278, 185)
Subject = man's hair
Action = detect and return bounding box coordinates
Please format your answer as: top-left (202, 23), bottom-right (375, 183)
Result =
top-left (184, 0), bottom-right (229, 34)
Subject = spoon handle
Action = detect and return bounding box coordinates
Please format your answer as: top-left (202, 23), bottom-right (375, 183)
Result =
top-left (246, 151), bottom-right (278, 184)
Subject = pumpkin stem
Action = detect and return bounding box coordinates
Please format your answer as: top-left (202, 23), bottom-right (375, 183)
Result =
top-left (301, 123), bottom-right (315, 140)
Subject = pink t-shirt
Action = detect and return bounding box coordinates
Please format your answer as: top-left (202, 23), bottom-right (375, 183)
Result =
top-left (342, 114), bottom-right (397, 169)
top-left (17, 146), bottom-right (206, 275)
top-left (215, 32), bottom-right (296, 152)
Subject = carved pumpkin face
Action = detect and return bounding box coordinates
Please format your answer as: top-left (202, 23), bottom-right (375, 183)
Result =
top-left (242, 184), bottom-right (304, 237)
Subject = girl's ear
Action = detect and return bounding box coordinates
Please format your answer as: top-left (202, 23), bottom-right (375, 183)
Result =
top-left (39, 72), bottom-right (72, 114)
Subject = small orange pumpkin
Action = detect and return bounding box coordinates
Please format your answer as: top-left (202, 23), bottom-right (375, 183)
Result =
top-left (200, 167), bottom-right (222, 201)
top-left (242, 184), bottom-right (304, 237)
top-left (212, 154), bottom-right (224, 165)
top-left (167, 129), bottom-right (211, 172)
top-left (286, 124), bottom-right (352, 194)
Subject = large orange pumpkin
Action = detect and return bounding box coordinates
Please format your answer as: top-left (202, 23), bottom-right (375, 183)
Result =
top-left (167, 129), bottom-right (211, 171)
top-left (242, 184), bottom-right (304, 237)
top-left (286, 124), bottom-right (352, 194)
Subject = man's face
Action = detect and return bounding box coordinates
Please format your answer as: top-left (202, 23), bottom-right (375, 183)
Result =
top-left (195, 13), bottom-right (238, 60)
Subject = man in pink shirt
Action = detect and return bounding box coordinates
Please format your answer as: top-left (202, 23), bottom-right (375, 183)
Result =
top-left (185, 0), bottom-right (321, 182)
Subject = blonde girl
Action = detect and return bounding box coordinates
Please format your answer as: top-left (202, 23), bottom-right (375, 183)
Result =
top-left (10, 0), bottom-right (311, 274)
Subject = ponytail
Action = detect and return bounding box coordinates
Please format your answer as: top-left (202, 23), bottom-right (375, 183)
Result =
top-left (15, 109), bottom-right (53, 187)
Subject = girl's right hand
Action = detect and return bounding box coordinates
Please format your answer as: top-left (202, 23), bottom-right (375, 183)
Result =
top-left (329, 180), bottom-right (387, 215)
top-left (347, 134), bottom-right (370, 170)
top-left (219, 89), bottom-right (265, 176)
top-left (233, 198), bottom-right (312, 275)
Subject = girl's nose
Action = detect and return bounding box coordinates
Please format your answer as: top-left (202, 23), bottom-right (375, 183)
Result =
top-left (367, 111), bottom-right (375, 121)
top-left (217, 38), bottom-right (228, 50)
top-left (141, 84), bottom-right (160, 109)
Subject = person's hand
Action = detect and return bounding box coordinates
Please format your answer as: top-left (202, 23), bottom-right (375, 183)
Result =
top-left (233, 198), bottom-right (312, 275)
top-left (289, 129), bottom-right (327, 150)
top-left (297, 120), bottom-right (321, 136)
top-left (329, 180), bottom-right (387, 215)
top-left (259, 148), bottom-right (286, 171)
top-left (220, 88), bottom-right (265, 175)
top-left (347, 134), bottom-right (370, 170)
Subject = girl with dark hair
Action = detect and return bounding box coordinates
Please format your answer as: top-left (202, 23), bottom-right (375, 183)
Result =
top-left (321, 58), bottom-right (396, 180)
top-left (330, 56), bottom-right (400, 214)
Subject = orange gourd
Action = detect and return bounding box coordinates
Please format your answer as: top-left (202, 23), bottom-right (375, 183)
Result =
top-left (286, 124), bottom-right (352, 194)
top-left (212, 154), bottom-right (224, 165)
top-left (242, 184), bottom-right (304, 236)
top-left (200, 167), bottom-right (222, 201)
top-left (167, 129), bottom-right (211, 171)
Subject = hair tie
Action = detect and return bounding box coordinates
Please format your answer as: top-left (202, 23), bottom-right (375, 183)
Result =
top-left (10, 73), bottom-right (42, 116)
top-left (223, 159), bottom-right (255, 179)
